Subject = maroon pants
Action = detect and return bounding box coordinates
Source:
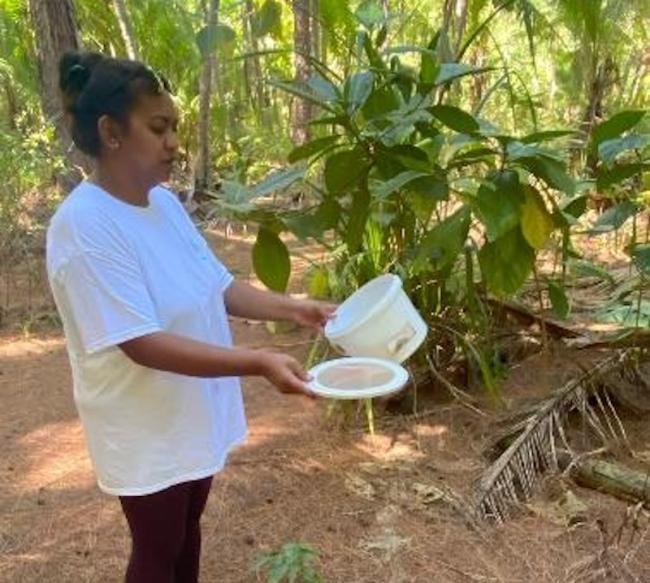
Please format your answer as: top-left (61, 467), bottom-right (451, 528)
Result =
top-left (119, 476), bottom-right (213, 583)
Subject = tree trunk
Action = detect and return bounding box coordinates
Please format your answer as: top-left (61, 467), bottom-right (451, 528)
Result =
top-left (292, 0), bottom-right (312, 145)
top-left (244, 0), bottom-right (266, 114)
top-left (194, 0), bottom-right (220, 199)
top-left (3, 81), bottom-right (18, 131)
top-left (454, 0), bottom-right (469, 56)
top-left (112, 0), bottom-right (140, 60)
top-left (241, 2), bottom-right (252, 108)
top-left (28, 0), bottom-right (89, 185)
top-left (311, 0), bottom-right (320, 64)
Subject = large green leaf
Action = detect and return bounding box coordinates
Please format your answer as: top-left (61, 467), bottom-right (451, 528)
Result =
top-left (288, 135), bottom-right (341, 163)
top-left (252, 0), bottom-right (282, 38)
top-left (355, 0), bottom-right (384, 29)
top-left (196, 23), bottom-right (236, 57)
top-left (548, 280), bottom-right (570, 319)
top-left (373, 170), bottom-right (428, 199)
top-left (252, 227), bottom-right (290, 292)
top-left (415, 206), bottom-right (471, 274)
top-left (269, 79), bottom-right (337, 111)
top-left (218, 180), bottom-right (256, 212)
top-left (473, 170), bottom-right (523, 241)
top-left (346, 187), bottom-right (371, 252)
top-left (284, 198), bottom-right (341, 240)
top-left (409, 189), bottom-right (437, 222)
top-left (591, 110), bottom-right (646, 150)
top-left (479, 228), bottom-right (535, 296)
top-left (560, 194), bottom-right (588, 219)
top-left (520, 130), bottom-right (575, 144)
top-left (429, 105), bottom-right (480, 134)
top-left (324, 148), bottom-right (367, 194)
top-left (384, 144), bottom-right (431, 172)
top-left (434, 63), bottom-right (492, 85)
top-left (344, 71), bottom-right (375, 113)
top-left (252, 165), bottom-right (306, 196)
top-left (521, 186), bottom-right (554, 249)
top-left (597, 162), bottom-right (650, 191)
top-left (588, 201), bottom-right (638, 234)
top-left (598, 134), bottom-right (650, 164)
top-left (362, 85), bottom-right (401, 119)
top-left (518, 156), bottom-right (575, 195)
top-left (306, 73), bottom-right (340, 102)
top-left (448, 147), bottom-right (497, 169)
top-left (406, 175), bottom-right (449, 200)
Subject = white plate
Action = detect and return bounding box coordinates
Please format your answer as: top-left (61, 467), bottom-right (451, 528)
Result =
top-left (307, 357), bottom-right (409, 399)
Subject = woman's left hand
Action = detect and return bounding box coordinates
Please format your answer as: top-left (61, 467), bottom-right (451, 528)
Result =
top-left (290, 299), bottom-right (337, 331)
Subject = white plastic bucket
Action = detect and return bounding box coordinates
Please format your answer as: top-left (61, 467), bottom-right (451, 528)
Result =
top-left (324, 274), bottom-right (427, 363)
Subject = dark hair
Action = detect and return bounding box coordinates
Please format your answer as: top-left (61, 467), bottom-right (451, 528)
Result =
top-left (58, 51), bottom-right (172, 157)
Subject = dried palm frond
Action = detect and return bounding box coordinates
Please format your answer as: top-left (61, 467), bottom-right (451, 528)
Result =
top-left (474, 350), bottom-right (636, 522)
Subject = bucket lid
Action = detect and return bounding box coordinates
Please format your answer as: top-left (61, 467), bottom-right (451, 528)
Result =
top-left (307, 357), bottom-right (409, 399)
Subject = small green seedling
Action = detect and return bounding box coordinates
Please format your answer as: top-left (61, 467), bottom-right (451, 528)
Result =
top-left (255, 542), bottom-right (324, 583)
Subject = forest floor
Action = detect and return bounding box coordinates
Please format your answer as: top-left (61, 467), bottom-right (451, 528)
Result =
top-left (1, 225), bottom-right (649, 583)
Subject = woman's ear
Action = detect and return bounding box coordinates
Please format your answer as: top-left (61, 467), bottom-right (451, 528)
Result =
top-left (97, 114), bottom-right (123, 152)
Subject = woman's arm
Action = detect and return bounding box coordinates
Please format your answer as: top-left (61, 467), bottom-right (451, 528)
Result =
top-left (224, 280), bottom-right (299, 321)
top-left (119, 332), bottom-right (310, 394)
top-left (224, 280), bottom-right (336, 330)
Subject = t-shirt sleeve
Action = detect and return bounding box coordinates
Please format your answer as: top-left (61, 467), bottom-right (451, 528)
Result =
top-left (54, 248), bottom-right (162, 355)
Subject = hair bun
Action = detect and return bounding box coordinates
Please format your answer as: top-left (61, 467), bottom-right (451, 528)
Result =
top-left (59, 51), bottom-right (104, 101)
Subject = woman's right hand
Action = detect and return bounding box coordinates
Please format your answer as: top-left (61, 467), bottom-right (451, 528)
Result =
top-left (258, 351), bottom-right (314, 397)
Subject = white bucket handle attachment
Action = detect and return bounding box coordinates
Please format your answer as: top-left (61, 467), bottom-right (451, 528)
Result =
top-left (387, 324), bottom-right (416, 357)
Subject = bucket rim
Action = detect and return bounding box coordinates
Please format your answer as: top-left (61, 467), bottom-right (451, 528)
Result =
top-left (325, 273), bottom-right (403, 340)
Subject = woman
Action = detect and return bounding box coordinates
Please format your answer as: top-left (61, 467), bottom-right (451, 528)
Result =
top-left (46, 51), bottom-right (334, 583)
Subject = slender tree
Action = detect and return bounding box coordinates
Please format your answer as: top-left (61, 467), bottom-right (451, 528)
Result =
top-left (244, 0), bottom-right (266, 114)
top-left (195, 0), bottom-right (220, 199)
top-left (112, 0), bottom-right (140, 60)
top-left (28, 0), bottom-right (89, 181)
top-left (292, 0), bottom-right (312, 145)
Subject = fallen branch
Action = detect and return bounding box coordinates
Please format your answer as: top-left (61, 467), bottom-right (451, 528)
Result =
top-left (486, 297), bottom-right (586, 339)
top-left (566, 329), bottom-right (650, 350)
top-left (474, 351), bottom-right (633, 522)
top-left (572, 459), bottom-right (650, 504)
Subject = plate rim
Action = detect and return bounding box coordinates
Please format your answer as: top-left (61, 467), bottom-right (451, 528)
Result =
top-left (307, 356), bottom-right (409, 399)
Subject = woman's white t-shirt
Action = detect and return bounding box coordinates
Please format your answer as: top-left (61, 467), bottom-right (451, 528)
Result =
top-left (46, 182), bottom-right (247, 496)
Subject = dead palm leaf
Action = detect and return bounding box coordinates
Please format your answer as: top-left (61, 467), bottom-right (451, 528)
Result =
top-left (474, 350), bottom-right (636, 522)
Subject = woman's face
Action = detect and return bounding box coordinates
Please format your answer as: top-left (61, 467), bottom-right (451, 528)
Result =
top-left (112, 91), bottom-right (179, 187)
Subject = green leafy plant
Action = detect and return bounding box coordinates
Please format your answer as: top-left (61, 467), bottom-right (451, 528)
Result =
top-left (255, 542), bottom-right (323, 583)
top-left (210, 20), bottom-right (578, 406)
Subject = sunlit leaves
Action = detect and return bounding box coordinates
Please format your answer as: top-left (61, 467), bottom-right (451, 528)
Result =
top-left (521, 186), bottom-right (554, 249)
top-left (479, 228), bottom-right (535, 296)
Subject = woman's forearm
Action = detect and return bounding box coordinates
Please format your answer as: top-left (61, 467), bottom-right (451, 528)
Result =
top-left (224, 280), bottom-right (297, 322)
top-left (119, 331), bottom-right (265, 378)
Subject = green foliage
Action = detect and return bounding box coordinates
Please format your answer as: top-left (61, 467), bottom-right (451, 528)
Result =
top-left (548, 280), bottom-right (570, 319)
top-left (253, 227), bottom-right (291, 292)
top-left (2, 0), bottom-right (650, 397)
top-left (213, 22), bottom-right (584, 401)
top-left (253, 0), bottom-right (283, 39)
top-left (255, 543), bottom-right (323, 583)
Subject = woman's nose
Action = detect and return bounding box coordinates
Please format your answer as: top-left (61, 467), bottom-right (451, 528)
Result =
top-left (166, 131), bottom-right (179, 152)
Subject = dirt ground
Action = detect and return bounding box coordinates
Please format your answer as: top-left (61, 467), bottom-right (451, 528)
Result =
top-left (1, 228), bottom-right (649, 583)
